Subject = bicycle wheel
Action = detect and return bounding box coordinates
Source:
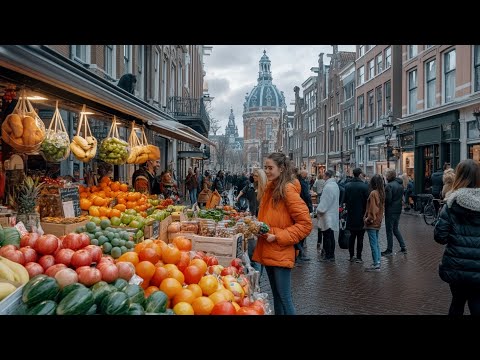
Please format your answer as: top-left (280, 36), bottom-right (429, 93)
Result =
top-left (423, 203), bottom-right (436, 225)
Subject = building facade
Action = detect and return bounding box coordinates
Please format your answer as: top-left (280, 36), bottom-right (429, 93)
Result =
top-left (243, 51), bottom-right (286, 173)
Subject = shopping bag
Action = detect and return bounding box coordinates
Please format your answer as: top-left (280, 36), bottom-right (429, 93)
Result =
top-left (338, 228), bottom-right (350, 249)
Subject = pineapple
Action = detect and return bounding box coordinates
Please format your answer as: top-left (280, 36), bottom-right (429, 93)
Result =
top-left (9, 176), bottom-right (44, 215)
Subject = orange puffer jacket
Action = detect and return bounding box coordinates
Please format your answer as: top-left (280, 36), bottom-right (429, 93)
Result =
top-left (253, 180), bottom-right (312, 269)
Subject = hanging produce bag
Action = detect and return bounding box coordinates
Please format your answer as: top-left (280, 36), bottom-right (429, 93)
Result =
top-left (99, 116), bottom-right (129, 165)
top-left (70, 104), bottom-right (97, 162)
top-left (141, 127), bottom-right (160, 162)
top-left (40, 101), bottom-right (71, 162)
top-left (126, 123), bottom-right (148, 164)
top-left (2, 89), bottom-right (46, 153)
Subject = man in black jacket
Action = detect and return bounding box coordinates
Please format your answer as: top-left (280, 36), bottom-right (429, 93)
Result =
top-left (295, 169), bottom-right (312, 263)
top-left (344, 168), bottom-right (369, 263)
top-left (382, 169), bottom-right (407, 256)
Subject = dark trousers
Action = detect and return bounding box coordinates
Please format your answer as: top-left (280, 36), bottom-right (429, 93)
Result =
top-left (385, 213), bottom-right (406, 252)
top-left (449, 283), bottom-right (480, 315)
top-left (321, 228), bottom-right (335, 259)
top-left (348, 229), bottom-right (365, 259)
top-left (317, 228), bottom-right (323, 246)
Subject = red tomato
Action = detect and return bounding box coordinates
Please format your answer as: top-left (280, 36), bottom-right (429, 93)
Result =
top-left (78, 267), bottom-right (102, 286)
top-left (184, 265), bottom-right (203, 285)
top-left (116, 262), bottom-right (135, 281)
top-left (20, 233), bottom-right (40, 248)
top-left (71, 249), bottom-right (93, 269)
top-left (211, 301), bottom-right (236, 315)
top-left (2, 248), bottom-right (25, 265)
top-left (99, 263), bottom-right (119, 283)
top-left (54, 248), bottom-right (75, 267)
top-left (24, 262), bottom-right (44, 278)
top-left (45, 263), bottom-right (68, 277)
top-left (83, 245), bottom-right (102, 264)
top-left (34, 235), bottom-right (59, 255)
top-left (38, 255), bottom-right (56, 271)
top-left (20, 246), bottom-right (38, 263)
top-left (62, 233), bottom-right (83, 251)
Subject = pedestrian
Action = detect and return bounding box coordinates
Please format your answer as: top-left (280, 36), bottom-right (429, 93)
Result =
top-left (316, 170), bottom-right (340, 262)
top-left (294, 169), bottom-right (313, 263)
top-left (364, 174), bottom-right (385, 272)
top-left (381, 168), bottom-right (407, 256)
top-left (252, 152), bottom-right (312, 315)
top-left (312, 173), bottom-right (326, 250)
top-left (185, 167), bottom-right (198, 205)
top-left (434, 159), bottom-right (480, 315)
top-left (344, 167), bottom-right (369, 263)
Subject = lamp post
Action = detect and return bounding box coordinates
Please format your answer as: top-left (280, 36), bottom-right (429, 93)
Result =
top-left (382, 112), bottom-right (394, 169)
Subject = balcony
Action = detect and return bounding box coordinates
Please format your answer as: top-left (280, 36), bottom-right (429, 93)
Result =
top-left (167, 96), bottom-right (210, 137)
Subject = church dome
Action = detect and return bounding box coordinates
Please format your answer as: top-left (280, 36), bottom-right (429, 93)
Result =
top-left (243, 50), bottom-right (285, 112)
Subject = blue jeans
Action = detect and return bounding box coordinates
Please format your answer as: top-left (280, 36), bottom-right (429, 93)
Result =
top-left (265, 266), bottom-right (295, 315)
top-left (248, 238), bottom-right (264, 277)
top-left (367, 229), bottom-right (381, 267)
top-left (385, 213), bottom-right (406, 252)
top-left (189, 188), bottom-right (197, 205)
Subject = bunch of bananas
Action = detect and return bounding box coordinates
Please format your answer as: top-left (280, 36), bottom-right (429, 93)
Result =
top-left (0, 256), bottom-right (29, 300)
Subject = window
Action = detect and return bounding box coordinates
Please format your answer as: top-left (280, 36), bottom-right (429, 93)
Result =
top-left (357, 95), bottom-right (364, 127)
top-left (474, 45), bottom-right (480, 92)
top-left (408, 69), bottom-right (418, 114)
top-left (358, 66), bottom-right (365, 85)
top-left (376, 86), bottom-right (382, 121)
top-left (408, 45), bottom-right (418, 59)
top-left (368, 60), bottom-right (375, 80)
top-left (178, 63), bottom-right (183, 97)
top-left (251, 123), bottom-right (256, 138)
top-left (385, 47), bottom-right (392, 69)
top-left (104, 45), bottom-right (114, 78)
top-left (367, 91), bottom-right (374, 124)
top-left (425, 45), bottom-right (433, 49)
top-left (123, 45), bottom-right (132, 74)
top-left (137, 45), bottom-right (144, 99)
top-left (425, 59), bottom-right (436, 108)
top-left (359, 46), bottom-right (365, 58)
top-left (344, 82), bottom-right (354, 100)
top-left (376, 53), bottom-right (383, 74)
top-left (72, 45), bottom-right (89, 63)
top-left (154, 49), bottom-right (159, 103)
top-left (170, 63), bottom-right (175, 98)
top-left (162, 55), bottom-right (168, 107)
top-left (385, 81), bottom-right (391, 113)
top-left (329, 121), bottom-right (335, 151)
top-left (444, 49), bottom-right (456, 103)
top-left (184, 52), bottom-right (190, 89)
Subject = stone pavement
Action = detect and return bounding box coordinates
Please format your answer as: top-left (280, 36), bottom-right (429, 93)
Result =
top-left (258, 212), bottom-right (454, 315)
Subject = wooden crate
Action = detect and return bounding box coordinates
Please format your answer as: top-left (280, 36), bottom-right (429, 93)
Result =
top-left (191, 233), bottom-right (244, 266)
top-left (159, 215), bottom-right (173, 241)
top-left (40, 220), bottom-right (89, 237)
top-left (144, 221), bottom-right (160, 240)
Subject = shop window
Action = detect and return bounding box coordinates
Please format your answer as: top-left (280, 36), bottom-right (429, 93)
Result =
top-left (72, 45), bottom-right (90, 64)
top-left (469, 144), bottom-right (480, 161)
top-left (444, 49), bottom-right (456, 103)
top-left (468, 120), bottom-right (480, 138)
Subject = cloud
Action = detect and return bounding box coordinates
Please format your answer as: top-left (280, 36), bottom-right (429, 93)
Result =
top-left (204, 45), bottom-right (356, 137)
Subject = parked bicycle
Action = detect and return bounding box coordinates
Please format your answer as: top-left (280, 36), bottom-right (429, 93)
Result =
top-left (423, 195), bottom-right (444, 226)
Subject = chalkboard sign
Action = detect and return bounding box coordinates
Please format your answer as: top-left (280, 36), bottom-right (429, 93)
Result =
top-left (59, 187), bottom-right (81, 217)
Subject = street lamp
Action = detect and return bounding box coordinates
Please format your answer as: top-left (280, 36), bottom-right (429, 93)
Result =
top-left (474, 108), bottom-right (480, 134)
top-left (382, 112), bottom-right (394, 169)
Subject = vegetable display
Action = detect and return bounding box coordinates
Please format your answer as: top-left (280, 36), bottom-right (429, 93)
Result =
top-left (99, 117), bottom-right (129, 165)
top-left (41, 104), bottom-right (71, 162)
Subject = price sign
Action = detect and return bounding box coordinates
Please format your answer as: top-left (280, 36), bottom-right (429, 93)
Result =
top-left (59, 187), bottom-right (81, 217)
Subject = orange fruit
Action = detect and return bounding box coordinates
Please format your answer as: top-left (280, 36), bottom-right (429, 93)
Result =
top-left (198, 275), bottom-right (219, 296)
top-left (144, 286), bottom-right (159, 298)
top-left (160, 278), bottom-right (183, 299)
top-left (113, 204), bottom-right (126, 212)
top-left (187, 284), bottom-right (202, 298)
top-left (208, 291), bottom-right (228, 305)
top-left (189, 259), bottom-right (207, 275)
top-left (120, 183), bottom-right (128, 192)
top-left (117, 252), bottom-right (139, 266)
top-left (150, 266), bottom-right (169, 287)
top-left (135, 261), bottom-right (156, 281)
top-left (173, 302), bottom-right (194, 315)
top-left (138, 247), bottom-right (160, 264)
top-left (168, 268), bottom-right (185, 285)
top-left (191, 296), bottom-right (214, 315)
top-left (172, 237), bottom-right (192, 252)
top-left (162, 244), bottom-right (181, 264)
top-left (173, 288), bottom-right (196, 306)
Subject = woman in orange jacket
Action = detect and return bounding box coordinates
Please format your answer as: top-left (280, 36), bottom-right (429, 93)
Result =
top-left (252, 152), bottom-right (312, 315)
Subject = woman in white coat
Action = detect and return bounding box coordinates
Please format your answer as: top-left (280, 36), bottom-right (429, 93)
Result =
top-left (316, 170), bottom-right (340, 262)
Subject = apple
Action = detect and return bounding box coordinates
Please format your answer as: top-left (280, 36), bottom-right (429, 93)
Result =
top-left (208, 265), bottom-right (224, 275)
top-left (221, 266), bottom-right (238, 277)
top-left (231, 258), bottom-right (243, 269)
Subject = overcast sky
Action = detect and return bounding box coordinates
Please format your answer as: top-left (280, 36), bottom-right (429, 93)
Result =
top-left (204, 45), bottom-right (355, 137)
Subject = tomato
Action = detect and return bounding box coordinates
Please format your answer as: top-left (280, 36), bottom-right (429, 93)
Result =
top-left (71, 249), bottom-right (93, 269)
top-left (34, 235), bottom-right (59, 255)
top-left (24, 262), bottom-right (44, 278)
top-left (184, 265), bottom-right (203, 285)
top-left (62, 233), bottom-right (83, 251)
top-left (210, 300), bottom-right (236, 315)
top-left (116, 261), bottom-right (135, 281)
top-left (98, 263), bottom-right (119, 283)
top-left (38, 255), bottom-right (56, 271)
top-left (176, 251), bottom-right (191, 273)
top-left (205, 256), bottom-right (219, 266)
top-left (83, 245), bottom-right (102, 264)
top-left (20, 233), bottom-right (40, 248)
top-left (236, 306), bottom-right (260, 315)
top-left (2, 248), bottom-right (25, 265)
top-left (45, 263), bottom-right (68, 277)
top-left (78, 267), bottom-right (102, 286)
top-left (54, 268), bottom-right (79, 289)
top-left (20, 246), bottom-right (38, 263)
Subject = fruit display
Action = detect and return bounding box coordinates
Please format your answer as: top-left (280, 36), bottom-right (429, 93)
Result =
top-left (70, 105), bottom-right (97, 162)
top-left (41, 216), bottom-right (90, 224)
top-left (41, 130), bottom-right (70, 162)
top-left (99, 117), bottom-right (129, 165)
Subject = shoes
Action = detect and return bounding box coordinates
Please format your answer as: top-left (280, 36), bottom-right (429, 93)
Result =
top-left (320, 249), bottom-right (326, 258)
top-left (355, 258), bottom-right (363, 264)
top-left (319, 257), bottom-right (335, 263)
top-left (317, 243), bottom-right (322, 250)
top-left (349, 256), bottom-right (356, 262)
top-left (399, 248), bottom-right (407, 254)
top-left (381, 250), bottom-right (393, 257)
top-left (364, 264), bottom-right (380, 272)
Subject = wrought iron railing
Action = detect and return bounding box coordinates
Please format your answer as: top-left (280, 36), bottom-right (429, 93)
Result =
top-left (167, 96), bottom-right (210, 134)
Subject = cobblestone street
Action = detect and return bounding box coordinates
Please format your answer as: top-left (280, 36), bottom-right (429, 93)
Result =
top-left (259, 212), bottom-right (453, 315)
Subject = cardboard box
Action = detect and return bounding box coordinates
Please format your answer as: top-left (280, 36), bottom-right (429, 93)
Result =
top-left (191, 233), bottom-right (244, 266)
top-left (40, 220), bottom-right (89, 237)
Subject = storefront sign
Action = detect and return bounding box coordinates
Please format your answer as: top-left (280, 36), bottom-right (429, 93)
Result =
top-left (59, 187), bottom-right (81, 217)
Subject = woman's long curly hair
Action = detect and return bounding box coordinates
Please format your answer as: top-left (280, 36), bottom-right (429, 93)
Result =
top-left (369, 174), bottom-right (385, 206)
top-left (266, 152), bottom-right (294, 205)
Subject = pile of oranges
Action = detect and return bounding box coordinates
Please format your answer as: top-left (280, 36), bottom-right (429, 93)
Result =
top-left (79, 176), bottom-right (151, 219)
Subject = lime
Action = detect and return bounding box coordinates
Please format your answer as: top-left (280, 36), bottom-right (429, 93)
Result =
top-left (85, 222), bottom-right (97, 232)
top-left (110, 246), bottom-right (122, 259)
top-left (100, 219), bottom-right (111, 230)
top-left (102, 242), bottom-right (112, 254)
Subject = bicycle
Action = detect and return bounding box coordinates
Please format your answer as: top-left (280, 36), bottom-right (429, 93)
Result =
top-left (423, 196), bottom-right (444, 226)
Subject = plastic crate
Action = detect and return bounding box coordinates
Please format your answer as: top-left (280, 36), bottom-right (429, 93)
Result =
top-left (0, 285), bottom-right (26, 315)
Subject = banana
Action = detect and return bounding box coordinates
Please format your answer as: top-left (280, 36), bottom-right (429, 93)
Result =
top-left (74, 135), bottom-right (90, 151)
top-left (0, 256), bottom-right (29, 284)
top-left (0, 261), bottom-right (16, 282)
top-left (0, 282), bottom-right (17, 301)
